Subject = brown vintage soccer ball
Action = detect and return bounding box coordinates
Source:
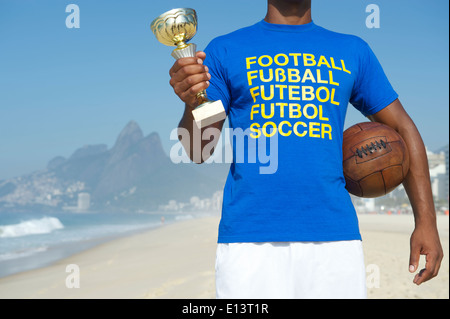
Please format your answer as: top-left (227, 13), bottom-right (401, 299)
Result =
top-left (343, 122), bottom-right (410, 198)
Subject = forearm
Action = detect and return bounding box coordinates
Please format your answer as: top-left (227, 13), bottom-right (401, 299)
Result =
top-left (396, 119), bottom-right (437, 226)
top-left (369, 99), bottom-right (443, 284)
top-left (178, 104), bottom-right (202, 163)
top-left (368, 100), bottom-right (437, 227)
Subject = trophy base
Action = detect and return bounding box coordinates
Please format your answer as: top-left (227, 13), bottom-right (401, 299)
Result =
top-left (192, 100), bottom-right (226, 128)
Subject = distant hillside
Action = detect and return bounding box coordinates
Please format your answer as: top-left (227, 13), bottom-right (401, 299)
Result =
top-left (0, 121), bottom-right (229, 213)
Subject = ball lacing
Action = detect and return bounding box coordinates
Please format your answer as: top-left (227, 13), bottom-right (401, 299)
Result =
top-left (355, 140), bottom-right (387, 158)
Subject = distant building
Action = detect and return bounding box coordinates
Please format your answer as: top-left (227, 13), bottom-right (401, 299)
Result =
top-left (77, 192), bottom-right (90, 210)
top-left (158, 192), bottom-right (223, 213)
top-left (442, 145), bottom-right (449, 200)
top-left (428, 146), bottom-right (448, 201)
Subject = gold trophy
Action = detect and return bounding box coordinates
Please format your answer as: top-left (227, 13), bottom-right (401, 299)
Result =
top-left (151, 8), bottom-right (226, 128)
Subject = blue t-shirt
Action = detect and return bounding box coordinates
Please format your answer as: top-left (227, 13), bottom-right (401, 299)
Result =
top-left (204, 20), bottom-right (398, 243)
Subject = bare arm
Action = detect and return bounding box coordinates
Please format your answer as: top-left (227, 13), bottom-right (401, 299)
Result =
top-left (169, 51), bottom-right (225, 163)
top-left (368, 99), bottom-right (443, 285)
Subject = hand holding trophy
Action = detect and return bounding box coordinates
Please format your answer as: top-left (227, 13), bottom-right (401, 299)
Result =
top-left (151, 8), bottom-right (226, 128)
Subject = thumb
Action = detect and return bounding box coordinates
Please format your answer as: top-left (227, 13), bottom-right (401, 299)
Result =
top-left (409, 241), bottom-right (421, 273)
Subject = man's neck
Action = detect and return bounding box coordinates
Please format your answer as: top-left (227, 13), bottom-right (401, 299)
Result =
top-left (264, 0), bottom-right (312, 25)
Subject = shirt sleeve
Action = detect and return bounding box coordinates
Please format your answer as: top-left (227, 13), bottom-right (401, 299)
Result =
top-left (204, 39), bottom-right (232, 114)
top-left (350, 41), bottom-right (398, 116)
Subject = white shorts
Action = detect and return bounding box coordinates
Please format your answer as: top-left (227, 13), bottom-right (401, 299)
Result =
top-left (215, 240), bottom-right (367, 299)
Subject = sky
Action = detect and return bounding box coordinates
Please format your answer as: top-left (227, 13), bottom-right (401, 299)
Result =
top-left (0, 0), bottom-right (448, 180)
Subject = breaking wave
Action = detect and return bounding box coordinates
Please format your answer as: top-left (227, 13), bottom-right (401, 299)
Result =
top-left (0, 217), bottom-right (64, 238)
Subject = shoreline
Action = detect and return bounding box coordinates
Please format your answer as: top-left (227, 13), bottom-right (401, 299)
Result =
top-left (0, 212), bottom-right (208, 279)
top-left (0, 214), bottom-right (447, 299)
top-left (0, 215), bottom-right (221, 299)
top-left (0, 215), bottom-right (170, 279)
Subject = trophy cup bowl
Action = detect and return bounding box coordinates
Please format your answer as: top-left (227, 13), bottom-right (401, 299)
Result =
top-left (151, 8), bottom-right (198, 56)
top-left (151, 8), bottom-right (226, 128)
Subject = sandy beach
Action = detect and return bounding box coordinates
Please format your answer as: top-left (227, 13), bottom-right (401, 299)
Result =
top-left (0, 214), bottom-right (447, 299)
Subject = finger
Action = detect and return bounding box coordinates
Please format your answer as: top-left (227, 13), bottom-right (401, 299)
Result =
top-left (170, 64), bottom-right (209, 85)
top-left (169, 57), bottom-right (202, 77)
top-left (433, 253), bottom-right (443, 278)
top-left (413, 268), bottom-right (426, 285)
top-left (195, 51), bottom-right (206, 62)
top-left (173, 72), bottom-right (211, 95)
top-left (179, 81), bottom-right (210, 106)
top-left (413, 267), bottom-right (435, 285)
top-left (425, 251), bottom-right (441, 279)
top-left (413, 252), bottom-right (439, 285)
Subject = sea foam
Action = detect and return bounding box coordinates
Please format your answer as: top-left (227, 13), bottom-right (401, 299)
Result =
top-left (0, 217), bottom-right (64, 238)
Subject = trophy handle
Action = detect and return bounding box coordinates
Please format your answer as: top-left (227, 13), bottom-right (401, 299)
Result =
top-left (171, 43), bottom-right (209, 105)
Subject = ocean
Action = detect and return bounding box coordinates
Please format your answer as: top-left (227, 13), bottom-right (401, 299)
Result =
top-left (0, 211), bottom-right (196, 278)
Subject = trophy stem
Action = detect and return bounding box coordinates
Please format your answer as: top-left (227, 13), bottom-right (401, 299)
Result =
top-left (175, 41), bottom-right (188, 49)
top-left (171, 43), bottom-right (197, 60)
top-left (196, 91), bottom-right (209, 106)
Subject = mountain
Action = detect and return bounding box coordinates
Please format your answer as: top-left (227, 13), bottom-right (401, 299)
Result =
top-left (0, 121), bottom-right (229, 212)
